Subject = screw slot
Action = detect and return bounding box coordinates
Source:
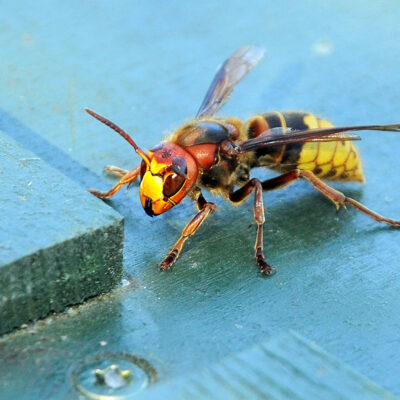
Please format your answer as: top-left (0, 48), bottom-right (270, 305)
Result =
top-left (69, 352), bottom-right (157, 399)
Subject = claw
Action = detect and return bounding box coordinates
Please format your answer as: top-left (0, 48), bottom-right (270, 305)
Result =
top-left (255, 254), bottom-right (276, 276)
top-left (260, 266), bottom-right (277, 276)
top-left (160, 250), bottom-right (178, 270)
top-left (88, 188), bottom-right (107, 199)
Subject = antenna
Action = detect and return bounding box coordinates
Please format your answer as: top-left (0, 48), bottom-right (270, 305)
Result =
top-left (85, 108), bottom-right (151, 166)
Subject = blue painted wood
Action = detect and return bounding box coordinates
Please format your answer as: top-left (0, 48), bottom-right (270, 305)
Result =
top-left (0, 133), bottom-right (123, 333)
top-left (138, 331), bottom-right (396, 400)
top-left (0, 1), bottom-right (400, 398)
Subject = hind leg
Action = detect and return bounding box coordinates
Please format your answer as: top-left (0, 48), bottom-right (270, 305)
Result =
top-left (262, 169), bottom-right (400, 227)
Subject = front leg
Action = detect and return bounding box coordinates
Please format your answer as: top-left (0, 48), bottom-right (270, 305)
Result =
top-left (160, 191), bottom-right (216, 270)
top-left (88, 165), bottom-right (140, 199)
top-left (229, 178), bottom-right (276, 276)
top-left (104, 165), bottom-right (130, 178)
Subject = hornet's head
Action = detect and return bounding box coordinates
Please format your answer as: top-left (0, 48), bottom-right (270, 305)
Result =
top-left (139, 142), bottom-right (198, 216)
top-left (85, 107), bottom-right (199, 217)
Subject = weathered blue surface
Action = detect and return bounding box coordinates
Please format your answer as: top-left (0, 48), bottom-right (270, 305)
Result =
top-left (138, 331), bottom-right (396, 400)
top-left (0, 134), bottom-right (121, 267)
top-left (0, 0), bottom-right (400, 398)
top-left (0, 133), bottom-right (124, 334)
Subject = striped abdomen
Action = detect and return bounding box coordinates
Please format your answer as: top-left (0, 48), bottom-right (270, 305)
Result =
top-left (246, 111), bottom-right (364, 182)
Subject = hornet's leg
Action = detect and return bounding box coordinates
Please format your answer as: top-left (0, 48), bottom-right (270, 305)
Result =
top-left (104, 165), bottom-right (130, 177)
top-left (160, 190), bottom-right (216, 270)
top-left (262, 169), bottom-right (400, 227)
top-left (229, 178), bottom-right (276, 276)
top-left (88, 165), bottom-right (140, 199)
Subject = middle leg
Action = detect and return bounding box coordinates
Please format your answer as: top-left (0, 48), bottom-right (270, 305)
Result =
top-left (229, 178), bottom-right (276, 276)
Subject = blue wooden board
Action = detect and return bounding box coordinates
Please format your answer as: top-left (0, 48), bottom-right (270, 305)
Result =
top-left (138, 331), bottom-right (396, 400)
top-left (0, 1), bottom-right (400, 398)
top-left (0, 134), bottom-right (123, 334)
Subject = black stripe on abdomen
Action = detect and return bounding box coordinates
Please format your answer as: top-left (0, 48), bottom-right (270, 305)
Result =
top-left (281, 112), bottom-right (309, 130)
top-left (279, 113), bottom-right (313, 166)
top-left (253, 112), bottom-right (285, 160)
top-left (255, 112), bottom-right (306, 164)
top-left (263, 112), bottom-right (284, 129)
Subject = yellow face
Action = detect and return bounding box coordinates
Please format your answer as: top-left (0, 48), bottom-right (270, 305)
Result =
top-left (138, 142), bottom-right (198, 216)
top-left (140, 170), bottom-right (176, 216)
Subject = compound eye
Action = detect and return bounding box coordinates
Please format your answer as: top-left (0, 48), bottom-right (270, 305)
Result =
top-left (171, 157), bottom-right (188, 178)
top-left (163, 173), bottom-right (186, 197)
top-left (140, 160), bottom-right (148, 179)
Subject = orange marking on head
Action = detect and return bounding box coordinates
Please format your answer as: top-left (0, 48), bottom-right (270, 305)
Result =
top-left (149, 157), bottom-right (168, 175)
